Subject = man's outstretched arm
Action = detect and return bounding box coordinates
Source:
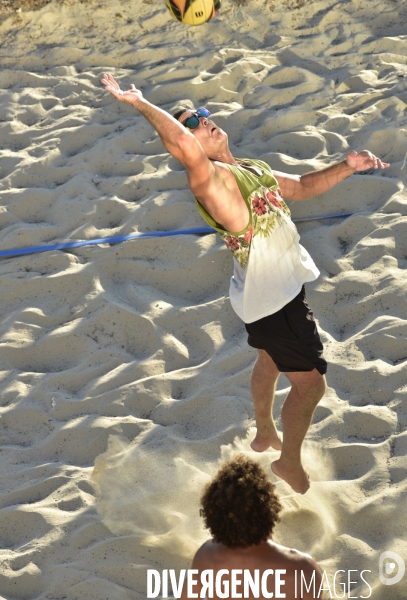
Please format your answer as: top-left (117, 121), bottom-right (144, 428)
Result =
top-left (101, 73), bottom-right (214, 189)
top-left (274, 150), bottom-right (390, 201)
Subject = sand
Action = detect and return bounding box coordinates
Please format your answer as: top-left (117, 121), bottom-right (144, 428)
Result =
top-left (0, 0), bottom-right (407, 598)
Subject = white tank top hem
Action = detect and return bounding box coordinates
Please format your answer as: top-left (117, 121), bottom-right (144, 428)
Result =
top-left (230, 214), bottom-right (319, 324)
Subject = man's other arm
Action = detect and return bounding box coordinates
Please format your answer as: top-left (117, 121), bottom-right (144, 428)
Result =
top-left (273, 150), bottom-right (389, 201)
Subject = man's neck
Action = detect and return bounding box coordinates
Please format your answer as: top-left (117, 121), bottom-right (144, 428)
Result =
top-left (210, 147), bottom-right (237, 165)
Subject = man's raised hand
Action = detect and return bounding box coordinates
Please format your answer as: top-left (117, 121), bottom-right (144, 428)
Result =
top-left (346, 149), bottom-right (390, 171)
top-left (101, 73), bottom-right (143, 108)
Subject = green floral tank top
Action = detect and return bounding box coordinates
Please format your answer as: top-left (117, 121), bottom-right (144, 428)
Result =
top-left (194, 158), bottom-right (291, 268)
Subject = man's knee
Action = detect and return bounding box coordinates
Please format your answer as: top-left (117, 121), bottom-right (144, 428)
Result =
top-left (287, 370), bottom-right (326, 399)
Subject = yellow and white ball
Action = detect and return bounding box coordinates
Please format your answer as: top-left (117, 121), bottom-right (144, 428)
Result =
top-left (165, 0), bottom-right (221, 26)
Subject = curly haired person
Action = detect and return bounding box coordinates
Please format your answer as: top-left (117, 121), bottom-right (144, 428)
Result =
top-left (180, 455), bottom-right (322, 599)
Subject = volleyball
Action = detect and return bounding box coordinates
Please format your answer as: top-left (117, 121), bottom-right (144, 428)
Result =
top-left (165, 0), bottom-right (221, 26)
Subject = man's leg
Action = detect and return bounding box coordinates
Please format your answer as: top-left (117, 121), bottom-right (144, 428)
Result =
top-left (250, 349), bottom-right (283, 452)
top-left (271, 368), bottom-right (326, 494)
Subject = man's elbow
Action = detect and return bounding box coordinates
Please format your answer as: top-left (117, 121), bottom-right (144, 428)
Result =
top-left (285, 187), bottom-right (313, 202)
top-left (165, 130), bottom-right (201, 165)
top-left (293, 179), bottom-right (317, 201)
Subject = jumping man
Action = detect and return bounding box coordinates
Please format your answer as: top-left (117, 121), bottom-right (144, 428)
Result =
top-left (101, 73), bottom-right (389, 494)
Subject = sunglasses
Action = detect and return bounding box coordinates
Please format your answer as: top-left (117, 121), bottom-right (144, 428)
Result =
top-left (183, 107), bottom-right (210, 130)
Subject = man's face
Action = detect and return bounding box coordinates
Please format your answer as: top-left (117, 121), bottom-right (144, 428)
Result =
top-left (179, 109), bottom-right (228, 158)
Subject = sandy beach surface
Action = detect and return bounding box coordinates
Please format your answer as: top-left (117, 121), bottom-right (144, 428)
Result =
top-left (1, 0), bottom-right (407, 598)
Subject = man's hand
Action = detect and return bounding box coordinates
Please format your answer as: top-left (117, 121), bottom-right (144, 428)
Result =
top-left (101, 73), bottom-right (143, 108)
top-left (346, 149), bottom-right (390, 171)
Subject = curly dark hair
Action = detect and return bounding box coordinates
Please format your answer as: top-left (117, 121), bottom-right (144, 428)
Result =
top-left (200, 455), bottom-right (282, 549)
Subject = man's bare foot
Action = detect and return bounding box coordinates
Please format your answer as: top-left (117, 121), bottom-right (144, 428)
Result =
top-left (251, 430), bottom-right (283, 452)
top-left (271, 458), bottom-right (310, 494)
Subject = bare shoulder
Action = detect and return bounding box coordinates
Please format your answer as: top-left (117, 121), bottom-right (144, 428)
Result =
top-left (290, 548), bottom-right (319, 571)
top-left (195, 539), bottom-right (216, 556)
top-left (192, 540), bottom-right (221, 568)
top-left (269, 541), bottom-right (319, 570)
top-left (278, 544), bottom-right (313, 561)
top-left (283, 546), bottom-right (322, 587)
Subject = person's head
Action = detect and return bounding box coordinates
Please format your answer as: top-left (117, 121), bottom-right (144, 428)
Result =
top-left (200, 455), bottom-right (282, 549)
top-left (173, 106), bottom-right (229, 160)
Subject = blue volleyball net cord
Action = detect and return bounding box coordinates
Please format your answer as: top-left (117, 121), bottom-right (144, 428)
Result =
top-left (0, 213), bottom-right (354, 259)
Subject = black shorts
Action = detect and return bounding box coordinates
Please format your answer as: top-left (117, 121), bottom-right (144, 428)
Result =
top-left (245, 286), bottom-right (327, 375)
